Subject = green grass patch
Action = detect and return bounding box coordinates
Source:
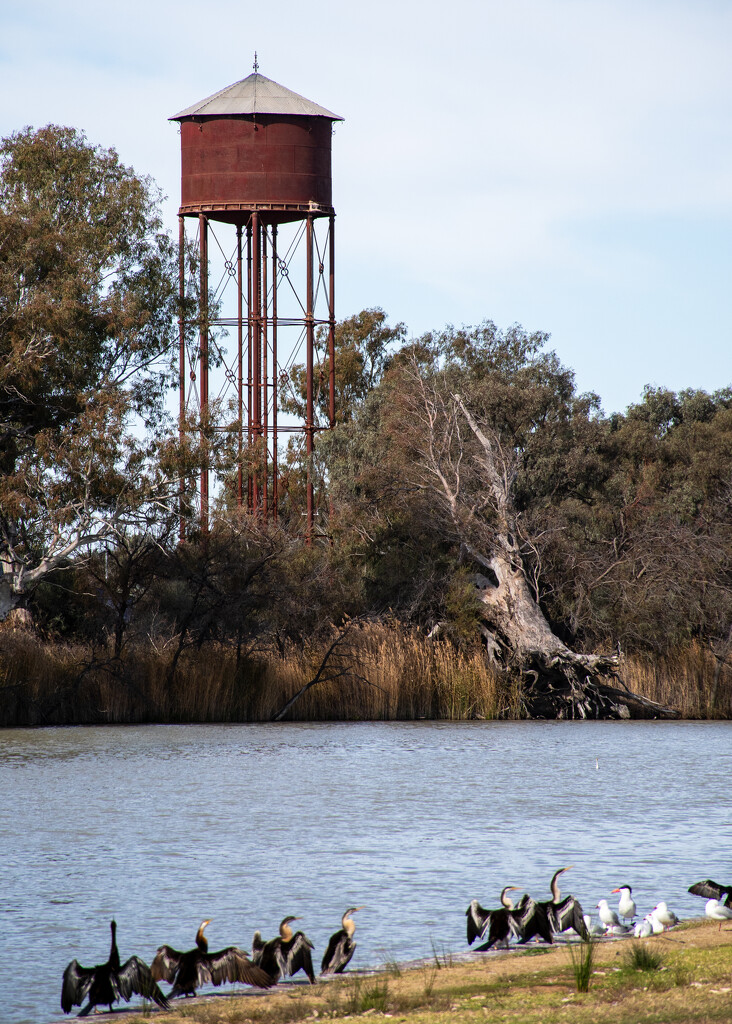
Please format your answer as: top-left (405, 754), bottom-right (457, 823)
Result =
top-left (622, 939), bottom-right (665, 972)
top-left (344, 976), bottom-right (389, 1014)
top-left (566, 936), bottom-right (597, 992)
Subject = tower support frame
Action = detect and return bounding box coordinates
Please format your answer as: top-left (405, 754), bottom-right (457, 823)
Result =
top-left (178, 207), bottom-right (336, 541)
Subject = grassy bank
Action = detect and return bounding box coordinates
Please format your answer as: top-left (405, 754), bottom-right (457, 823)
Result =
top-left (1, 622), bottom-right (729, 726)
top-left (112, 920), bottom-right (732, 1024)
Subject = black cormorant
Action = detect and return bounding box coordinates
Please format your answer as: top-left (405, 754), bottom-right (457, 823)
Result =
top-left (251, 916), bottom-right (316, 984)
top-left (467, 887), bottom-right (553, 949)
top-left (151, 919), bottom-right (274, 997)
top-left (61, 919), bottom-right (169, 1016)
top-left (689, 879), bottom-right (732, 907)
top-left (321, 907), bottom-right (363, 974)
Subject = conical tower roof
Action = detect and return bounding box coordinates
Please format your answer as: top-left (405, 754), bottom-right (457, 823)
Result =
top-left (171, 72), bottom-right (343, 121)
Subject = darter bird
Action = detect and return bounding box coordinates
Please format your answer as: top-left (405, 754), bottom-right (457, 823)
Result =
top-left (151, 918), bottom-right (274, 998)
top-left (539, 867), bottom-right (589, 939)
top-left (321, 907), bottom-right (364, 974)
top-left (251, 916), bottom-right (316, 984)
top-left (61, 919), bottom-right (169, 1017)
top-left (467, 886), bottom-right (553, 949)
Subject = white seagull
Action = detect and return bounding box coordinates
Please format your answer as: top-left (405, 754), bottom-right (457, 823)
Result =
top-left (606, 923), bottom-right (632, 936)
top-left (705, 899), bottom-right (732, 931)
top-left (648, 910), bottom-right (665, 934)
top-left (612, 885), bottom-right (637, 923)
top-left (633, 916), bottom-right (654, 938)
top-left (652, 902), bottom-right (679, 930)
top-left (583, 913), bottom-right (605, 937)
top-left (596, 899), bottom-right (620, 930)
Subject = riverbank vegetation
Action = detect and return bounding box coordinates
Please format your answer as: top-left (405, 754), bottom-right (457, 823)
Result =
top-left (2, 126), bottom-right (731, 724)
top-left (0, 625), bottom-right (726, 727)
top-left (115, 920), bottom-right (732, 1024)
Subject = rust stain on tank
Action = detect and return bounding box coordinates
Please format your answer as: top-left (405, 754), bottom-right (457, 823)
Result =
top-left (179, 116), bottom-right (334, 212)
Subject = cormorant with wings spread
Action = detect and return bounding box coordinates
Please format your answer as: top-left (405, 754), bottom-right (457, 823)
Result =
top-left (538, 866), bottom-right (590, 939)
top-left (251, 915), bottom-right (316, 983)
top-left (467, 886), bottom-right (554, 949)
top-left (62, 919), bottom-right (169, 1016)
top-left (151, 919), bottom-right (274, 998)
top-left (688, 879), bottom-right (732, 908)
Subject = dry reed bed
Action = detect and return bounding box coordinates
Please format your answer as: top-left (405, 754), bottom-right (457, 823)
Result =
top-left (622, 641), bottom-right (730, 718)
top-left (0, 623), bottom-right (728, 726)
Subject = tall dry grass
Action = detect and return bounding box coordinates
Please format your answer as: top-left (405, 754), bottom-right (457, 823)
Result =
top-left (0, 623), bottom-right (728, 726)
top-left (264, 621), bottom-right (520, 722)
top-left (0, 621), bottom-right (516, 726)
top-left (621, 642), bottom-right (731, 719)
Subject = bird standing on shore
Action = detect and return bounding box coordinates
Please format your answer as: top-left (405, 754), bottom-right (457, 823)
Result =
top-left (705, 899), bottom-right (732, 930)
top-left (62, 919), bottom-right (169, 1016)
top-left (540, 867), bottom-right (589, 939)
top-left (251, 916), bottom-right (316, 984)
top-left (611, 885), bottom-right (637, 923)
top-left (467, 886), bottom-right (553, 949)
top-left (321, 907), bottom-right (364, 974)
top-left (151, 919), bottom-right (274, 998)
top-left (467, 887), bottom-right (519, 948)
top-left (652, 902), bottom-right (679, 930)
top-left (633, 916), bottom-right (654, 938)
top-left (597, 899), bottom-right (620, 931)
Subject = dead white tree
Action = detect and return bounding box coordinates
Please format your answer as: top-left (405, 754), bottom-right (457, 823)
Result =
top-left (403, 360), bottom-right (674, 719)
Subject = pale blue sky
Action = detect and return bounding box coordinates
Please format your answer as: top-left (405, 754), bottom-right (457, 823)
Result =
top-left (2, 0), bottom-right (730, 414)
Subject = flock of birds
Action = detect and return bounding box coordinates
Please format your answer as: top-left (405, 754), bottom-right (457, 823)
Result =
top-left (61, 876), bottom-right (732, 1017)
top-left (61, 908), bottom-right (362, 1016)
top-left (466, 869), bottom-right (732, 951)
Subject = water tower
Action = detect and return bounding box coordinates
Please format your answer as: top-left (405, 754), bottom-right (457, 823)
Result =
top-left (170, 67), bottom-right (343, 538)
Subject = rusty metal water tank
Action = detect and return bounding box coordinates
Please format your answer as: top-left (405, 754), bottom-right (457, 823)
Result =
top-left (170, 72), bottom-right (343, 223)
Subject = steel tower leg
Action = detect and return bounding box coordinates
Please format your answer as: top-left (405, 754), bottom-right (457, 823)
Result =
top-left (246, 222), bottom-right (253, 511)
top-left (237, 224), bottom-right (244, 509)
top-left (306, 214), bottom-right (315, 544)
top-left (178, 215), bottom-right (186, 542)
top-left (328, 213), bottom-right (336, 429)
top-left (251, 211), bottom-right (261, 514)
top-left (272, 225), bottom-right (279, 520)
top-left (262, 227), bottom-right (269, 516)
top-left (199, 213), bottom-right (209, 535)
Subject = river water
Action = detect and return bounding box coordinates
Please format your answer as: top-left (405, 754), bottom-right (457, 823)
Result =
top-left (0, 720), bottom-right (730, 1023)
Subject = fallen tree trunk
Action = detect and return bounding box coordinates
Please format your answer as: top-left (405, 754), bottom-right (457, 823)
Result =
top-left (471, 555), bottom-right (677, 719)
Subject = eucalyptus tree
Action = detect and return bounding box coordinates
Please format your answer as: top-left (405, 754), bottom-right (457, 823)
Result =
top-left (0, 125), bottom-right (183, 620)
top-left (280, 307), bottom-right (407, 427)
top-left (272, 308), bottom-right (407, 526)
top-left (326, 320), bottom-right (676, 717)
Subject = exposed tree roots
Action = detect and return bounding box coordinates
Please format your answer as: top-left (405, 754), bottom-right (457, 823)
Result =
top-left (516, 656), bottom-right (679, 720)
top-left (473, 573), bottom-right (679, 720)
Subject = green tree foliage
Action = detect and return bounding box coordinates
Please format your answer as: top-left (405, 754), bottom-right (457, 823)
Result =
top-left (0, 125), bottom-right (181, 618)
top-left (322, 320), bottom-right (601, 631)
top-left (272, 307), bottom-right (407, 528)
top-left (537, 385), bottom-right (732, 654)
top-left (281, 307), bottom-right (407, 426)
top-left (322, 316), bottom-right (732, 673)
